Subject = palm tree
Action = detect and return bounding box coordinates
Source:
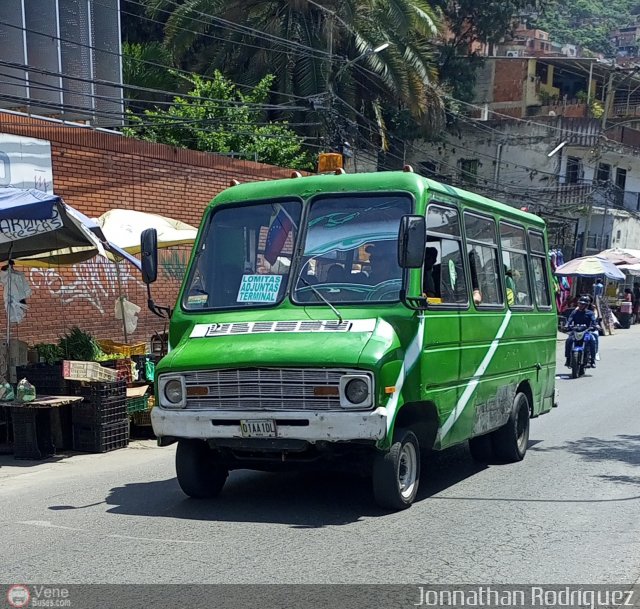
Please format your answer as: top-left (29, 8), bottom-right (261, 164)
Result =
top-left (123, 42), bottom-right (182, 107)
top-left (142, 0), bottom-right (444, 146)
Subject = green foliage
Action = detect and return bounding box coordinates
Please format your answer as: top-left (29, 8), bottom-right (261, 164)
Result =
top-left (590, 99), bottom-right (604, 118)
top-left (122, 72), bottom-right (312, 170)
top-left (433, 0), bottom-right (553, 46)
top-left (34, 343), bottom-right (62, 365)
top-left (58, 327), bottom-right (101, 362)
top-left (535, 0), bottom-right (640, 55)
top-left (123, 42), bottom-right (181, 104)
top-left (139, 0), bottom-right (445, 138)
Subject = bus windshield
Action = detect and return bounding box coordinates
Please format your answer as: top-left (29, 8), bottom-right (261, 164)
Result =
top-left (292, 194), bottom-right (412, 304)
top-left (182, 199), bottom-right (302, 310)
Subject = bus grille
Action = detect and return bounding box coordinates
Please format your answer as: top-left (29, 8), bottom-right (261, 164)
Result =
top-left (183, 368), bottom-right (367, 411)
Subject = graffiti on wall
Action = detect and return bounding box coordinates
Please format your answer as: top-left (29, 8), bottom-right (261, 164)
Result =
top-left (29, 257), bottom-right (145, 315)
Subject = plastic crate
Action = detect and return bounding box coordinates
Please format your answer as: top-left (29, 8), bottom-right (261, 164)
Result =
top-left (72, 419), bottom-right (130, 453)
top-left (126, 395), bottom-right (148, 414)
top-left (97, 340), bottom-right (147, 357)
top-left (15, 363), bottom-right (71, 395)
top-left (11, 408), bottom-right (55, 459)
top-left (63, 360), bottom-right (118, 383)
top-left (132, 408), bottom-right (152, 427)
top-left (76, 379), bottom-right (126, 401)
top-left (72, 396), bottom-right (127, 427)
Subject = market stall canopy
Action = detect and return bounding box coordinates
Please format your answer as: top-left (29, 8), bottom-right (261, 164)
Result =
top-left (15, 208), bottom-right (196, 267)
top-left (597, 248), bottom-right (640, 275)
top-left (554, 255), bottom-right (626, 280)
top-left (98, 209), bottom-right (197, 254)
top-left (0, 188), bottom-right (103, 260)
top-left (596, 248), bottom-right (640, 265)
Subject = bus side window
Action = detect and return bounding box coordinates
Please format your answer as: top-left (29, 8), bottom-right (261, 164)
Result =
top-left (529, 230), bottom-right (552, 308)
top-left (426, 204), bottom-right (468, 305)
top-left (464, 212), bottom-right (503, 307)
top-left (500, 222), bottom-right (532, 307)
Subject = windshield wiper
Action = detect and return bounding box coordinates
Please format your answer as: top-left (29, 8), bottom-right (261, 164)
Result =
top-left (298, 275), bottom-right (344, 324)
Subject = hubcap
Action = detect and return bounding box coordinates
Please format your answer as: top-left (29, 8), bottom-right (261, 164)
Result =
top-left (516, 401), bottom-right (529, 451)
top-left (397, 442), bottom-right (418, 500)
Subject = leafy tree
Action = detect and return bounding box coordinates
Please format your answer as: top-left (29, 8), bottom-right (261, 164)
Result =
top-left (141, 0), bottom-right (446, 141)
top-left (123, 42), bottom-right (181, 106)
top-left (122, 72), bottom-right (312, 170)
top-left (534, 0), bottom-right (640, 55)
top-left (433, 0), bottom-right (552, 48)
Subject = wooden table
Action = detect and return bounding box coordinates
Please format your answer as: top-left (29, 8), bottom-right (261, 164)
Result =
top-left (8, 396), bottom-right (84, 459)
top-left (7, 396), bottom-right (84, 409)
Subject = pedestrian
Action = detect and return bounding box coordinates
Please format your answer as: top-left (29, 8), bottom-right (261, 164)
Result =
top-left (593, 278), bottom-right (604, 299)
top-left (633, 282), bottom-right (640, 324)
top-left (621, 288), bottom-right (634, 329)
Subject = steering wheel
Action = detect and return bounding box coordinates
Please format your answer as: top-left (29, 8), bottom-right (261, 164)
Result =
top-left (365, 279), bottom-right (402, 302)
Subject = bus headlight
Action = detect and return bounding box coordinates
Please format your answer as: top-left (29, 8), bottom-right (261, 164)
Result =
top-left (340, 374), bottom-right (373, 408)
top-left (159, 376), bottom-right (186, 408)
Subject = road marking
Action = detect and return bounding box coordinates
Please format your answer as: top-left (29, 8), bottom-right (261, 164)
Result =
top-left (18, 520), bottom-right (205, 545)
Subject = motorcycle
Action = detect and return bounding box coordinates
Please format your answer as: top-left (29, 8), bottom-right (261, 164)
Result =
top-left (567, 324), bottom-right (596, 379)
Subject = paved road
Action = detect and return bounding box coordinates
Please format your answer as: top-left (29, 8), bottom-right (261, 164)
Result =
top-left (1, 328), bottom-right (640, 584)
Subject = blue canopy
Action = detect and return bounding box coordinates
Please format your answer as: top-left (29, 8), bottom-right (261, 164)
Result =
top-left (0, 187), bottom-right (140, 269)
top-left (0, 188), bottom-right (60, 221)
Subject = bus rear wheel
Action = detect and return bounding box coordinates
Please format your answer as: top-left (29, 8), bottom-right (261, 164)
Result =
top-left (372, 429), bottom-right (420, 511)
top-left (176, 439), bottom-right (229, 499)
top-left (491, 392), bottom-right (530, 462)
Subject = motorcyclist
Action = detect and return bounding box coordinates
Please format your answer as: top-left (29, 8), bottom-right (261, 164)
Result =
top-left (565, 295), bottom-right (597, 368)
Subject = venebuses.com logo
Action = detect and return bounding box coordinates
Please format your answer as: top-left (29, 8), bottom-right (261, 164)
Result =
top-left (6, 585), bottom-right (30, 608)
top-left (5, 585), bottom-right (71, 608)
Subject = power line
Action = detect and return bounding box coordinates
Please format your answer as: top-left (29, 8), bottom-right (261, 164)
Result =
top-left (126, 0), bottom-right (333, 61)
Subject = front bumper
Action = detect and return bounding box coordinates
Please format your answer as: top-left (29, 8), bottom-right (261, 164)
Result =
top-left (151, 407), bottom-right (387, 442)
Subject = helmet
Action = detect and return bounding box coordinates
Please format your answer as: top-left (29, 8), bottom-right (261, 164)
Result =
top-left (578, 296), bottom-right (590, 305)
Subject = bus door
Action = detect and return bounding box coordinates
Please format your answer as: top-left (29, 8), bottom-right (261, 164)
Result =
top-left (421, 201), bottom-right (469, 436)
top-left (458, 211), bottom-right (510, 440)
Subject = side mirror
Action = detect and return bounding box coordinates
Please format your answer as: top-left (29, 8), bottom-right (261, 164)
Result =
top-left (398, 215), bottom-right (426, 268)
top-left (141, 228), bottom-right (158, 284)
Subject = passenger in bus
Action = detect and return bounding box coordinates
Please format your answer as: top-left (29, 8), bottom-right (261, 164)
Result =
top-left (326, 264), bottom-right (346, 283)
top-left (468, 251), bottom-right (483, 305)
top-left (505, 266), bottom-right (516, 305)
top-left (423, 247), bottom-right (439, 297)
top-left (367, 242), bottom-right (400, 285)
top-left (217, 263), bottom-right (243, 306)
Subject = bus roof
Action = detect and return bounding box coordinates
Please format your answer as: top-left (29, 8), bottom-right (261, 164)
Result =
top-left (212, 171), bottom-right (546, 228)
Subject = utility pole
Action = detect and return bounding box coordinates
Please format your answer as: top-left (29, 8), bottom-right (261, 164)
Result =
top-left (581, 191), bottom-right (595, 256)
top-left (602, 70), bottom-right (615, 129)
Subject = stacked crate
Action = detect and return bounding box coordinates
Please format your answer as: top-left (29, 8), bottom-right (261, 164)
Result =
top-left (71, 380), bottom-right (129, 453)
top-left (14, 364), bottom-right (74, 455)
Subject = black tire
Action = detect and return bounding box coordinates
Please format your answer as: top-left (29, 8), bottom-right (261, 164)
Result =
top-left (372, 429), bottom-right (420, 511)
top-left (491, 392), bottom-right (530, 462)
top-left (468, 434), bottom-right (494, 462)
top-left (571, 352), bottom-right (580, 379)
top-left (175, 439), bottom-right (228, 499)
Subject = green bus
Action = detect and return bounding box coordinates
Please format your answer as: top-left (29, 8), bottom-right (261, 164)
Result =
top-left (143, 168), bottom-right (557, 511)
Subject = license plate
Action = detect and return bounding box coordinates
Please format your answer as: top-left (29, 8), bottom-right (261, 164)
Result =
top-left (239, 419), bottom-right (277, 438)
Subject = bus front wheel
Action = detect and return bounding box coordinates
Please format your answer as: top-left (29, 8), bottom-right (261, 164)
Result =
top-left (468, 434), bottom-right (494, 462)
top-left (176, 439), bottom-right (229, 499)
top-left (372, 429), bottom-right (420, 510)
top-left (491, 392), bottom-right (530, 462)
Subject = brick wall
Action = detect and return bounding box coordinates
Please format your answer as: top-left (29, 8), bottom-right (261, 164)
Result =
top-left (492, 59), bottom-right (527, 104)
top-left (0, 112), bottom-right (298, 351)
